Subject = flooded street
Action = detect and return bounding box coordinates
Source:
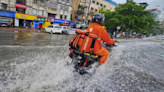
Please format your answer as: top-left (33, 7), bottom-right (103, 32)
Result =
top-left (0, 30), bottom-right (164, 92)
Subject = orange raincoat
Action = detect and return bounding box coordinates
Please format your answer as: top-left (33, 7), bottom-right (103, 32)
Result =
top-left (86, 22), bottom-right (115, 64)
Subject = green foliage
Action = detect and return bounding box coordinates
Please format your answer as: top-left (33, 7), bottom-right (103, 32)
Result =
top-left (104, 1), bottom-right (159, 34)
top-left (77, 9), bottom-right (84, 15)
top-left (98, 6), bottom-right (112, 14)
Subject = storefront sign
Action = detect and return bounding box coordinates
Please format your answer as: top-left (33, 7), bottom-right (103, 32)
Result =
top-left (16, 13), bottom-right (37, 20)
top-left (0, 10), bottom-right (15, 17)
top-left (51, 18), bottom-right (74, 24)
top-left (15, 3), bottom-right (27, 9)
top-left (48, 3), bottom-right (58, 9)
top-left (35, 17), bottom-right (51, 22)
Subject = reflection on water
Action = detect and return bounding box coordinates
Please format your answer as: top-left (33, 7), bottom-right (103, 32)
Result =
top-left (0, 30), bottom-right (73, 46)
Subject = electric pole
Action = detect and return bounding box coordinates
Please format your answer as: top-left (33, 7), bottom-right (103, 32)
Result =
top-left (84, 0), bottom-right (91, 25)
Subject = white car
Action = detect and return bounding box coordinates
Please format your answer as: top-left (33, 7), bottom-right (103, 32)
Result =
top-left (44, 25), bottom-right (69, 34)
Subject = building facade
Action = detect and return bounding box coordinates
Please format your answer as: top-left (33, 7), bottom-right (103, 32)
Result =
top-left (74, 0), bottom-right (118, 25)
top-left (71, 0), bottom-right (79, 21)
top-left (79, 0), bottom-right (118, 14)
top-left (57, 0), bottom-right (73, 20)
top-left (0, 0), bottom-right (73, 20)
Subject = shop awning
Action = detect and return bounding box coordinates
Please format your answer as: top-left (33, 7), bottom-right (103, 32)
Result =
top-left (38, 21), bottom-right (44, 24)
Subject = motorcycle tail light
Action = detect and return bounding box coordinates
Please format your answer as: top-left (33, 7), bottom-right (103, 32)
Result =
top-left (69, 48), bottom-right (74, 53)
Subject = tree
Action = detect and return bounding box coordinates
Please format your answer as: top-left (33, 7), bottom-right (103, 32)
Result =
top-left (98, 6), bottom-right (112, 14)
top-left (103, 1), bottom-right (159, 35)
top-left (98, 6), bottom-right (106, 14)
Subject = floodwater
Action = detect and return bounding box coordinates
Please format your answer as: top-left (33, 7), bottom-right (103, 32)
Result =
top-left (0, 30), bottom-right (164, 92)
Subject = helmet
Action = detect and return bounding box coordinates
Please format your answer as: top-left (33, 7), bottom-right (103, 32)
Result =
top-left (92, 13), bottom-right (105, 24)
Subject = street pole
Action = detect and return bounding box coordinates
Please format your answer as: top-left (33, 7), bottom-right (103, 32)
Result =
top-left (75, 0), bottom-right (81, 23)
top-left (84, 0), bottom-right (91, 25)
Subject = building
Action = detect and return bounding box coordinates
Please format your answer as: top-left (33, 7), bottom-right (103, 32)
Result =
top-left (0, 0), bottom-right (73, 28)
top-left (71, 0), bottom-right (79, 21)
top-left (75, 0), bottom-right (118, 25)
top-left (79, 0), bottom-right (118, 14)
top-left (146, 9), bottom-right (161, 21)
top-left (57, 0), bottom-right (73, 20)
top-left (146, 0), bottom-right (164, 11)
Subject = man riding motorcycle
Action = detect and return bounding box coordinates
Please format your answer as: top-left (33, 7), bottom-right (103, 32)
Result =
top-left (86, 13), bottom-right (116, 65)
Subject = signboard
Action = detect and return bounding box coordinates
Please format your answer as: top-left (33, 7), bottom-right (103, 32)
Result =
top-left (35, 17), bottom-right (51, 22)
top-left (15, 3), bottom-right (27, 9)
top-left (0, 10), bottom-right (15, 17)
top-left (16, 13), bottom-right (37, 20)
top-left (51, 18), bottom-right (74, 24)
top-left (117, 26), bottom-right (121, 30)
top-left (48, 3), bottom-right (58, 9)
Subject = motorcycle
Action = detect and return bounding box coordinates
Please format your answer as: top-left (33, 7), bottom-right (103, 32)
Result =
top-left (68, 41), bottom-right (119, 75)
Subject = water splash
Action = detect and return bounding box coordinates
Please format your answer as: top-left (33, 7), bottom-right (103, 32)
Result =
top-left (0, 39), bottom-right (164, 92)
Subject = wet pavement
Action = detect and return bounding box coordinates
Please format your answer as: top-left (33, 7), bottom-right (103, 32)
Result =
top-left (0, 30), bottom-right (164, 92)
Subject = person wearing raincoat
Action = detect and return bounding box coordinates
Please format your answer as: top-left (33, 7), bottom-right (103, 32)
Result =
top-left (86, 13), bottom-right (116, 65)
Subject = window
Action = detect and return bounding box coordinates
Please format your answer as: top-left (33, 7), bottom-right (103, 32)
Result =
top-left (16, 0), bottom-right (26, 5)
top-left (95, 9), bottom-right (97, 12)
top-left (48, 13), bottom-right (56, 18)
top-left (32, 9), bottom-right (37, 15)
top-left (40, 0), bottom-right (44, 6)
top-left (60, 15), bottom-right (63, 19)
top-left (0, 18), bottom-right (9, 21)
top-left (33, 0), bottom-right (37, 4)
top-left (60, 6), bottom-right (63, 10)
top-left (104, 5), bottom-right (106, 8)
top-left (39, 10), bottom-right (43, 16)
top-left (64, 6), bottom-right (67, 11)
top-left (67, 0), bottom-right (69, 3)
top-left (92, 0), bottom-right (95, 3)
top-left (64, 15), bottom-right (67, 19)
top-left (63, 27), bottom-right (67, 29)
top-left (55, 26), bottom-right (61, 28)
top-left (97, 2), bottom-right (99, 5)
top-left (91, 7), bottom-right (94, 10)
top-left (62, 0), bottom-right (65, 2)
top-left (48, 25), bottom-right (53, 28)
top-left (1, 3), bottom-right (7, 10)
top-left (100, 4), bottom-right (103, 6)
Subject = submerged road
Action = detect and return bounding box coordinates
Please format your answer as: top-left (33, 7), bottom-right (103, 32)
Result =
top-left (0, 30), bottom-right (164, 92)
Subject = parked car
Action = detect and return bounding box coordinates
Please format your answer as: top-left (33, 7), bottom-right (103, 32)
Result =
top-left (155, 35), bottom-right (164, 40)
top-left (0, 18), bottom-right (10, 27)
top-left (45, 24), bottom-right (70, 34)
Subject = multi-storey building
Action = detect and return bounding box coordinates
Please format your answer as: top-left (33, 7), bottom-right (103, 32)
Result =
top-left (79, 0), bottom-right (118, 14)
top-left (71, 0), bottom-right (79, 21)
top-left (0, 0), bottom-right (73, 28)
top-left (73, 0), bottom-right (118, 25)
top-left (57, 0), bottom-right (73, 20)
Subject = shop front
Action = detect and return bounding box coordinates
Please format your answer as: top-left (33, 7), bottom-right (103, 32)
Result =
top-left (51, 18), bottom-right (74, 26)
top-left (33, 16), bottom-right (51, 29)
top-left (0, 10), bottom-right (15, 26)
top-left (15, 13), bottom-right (37, 28)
